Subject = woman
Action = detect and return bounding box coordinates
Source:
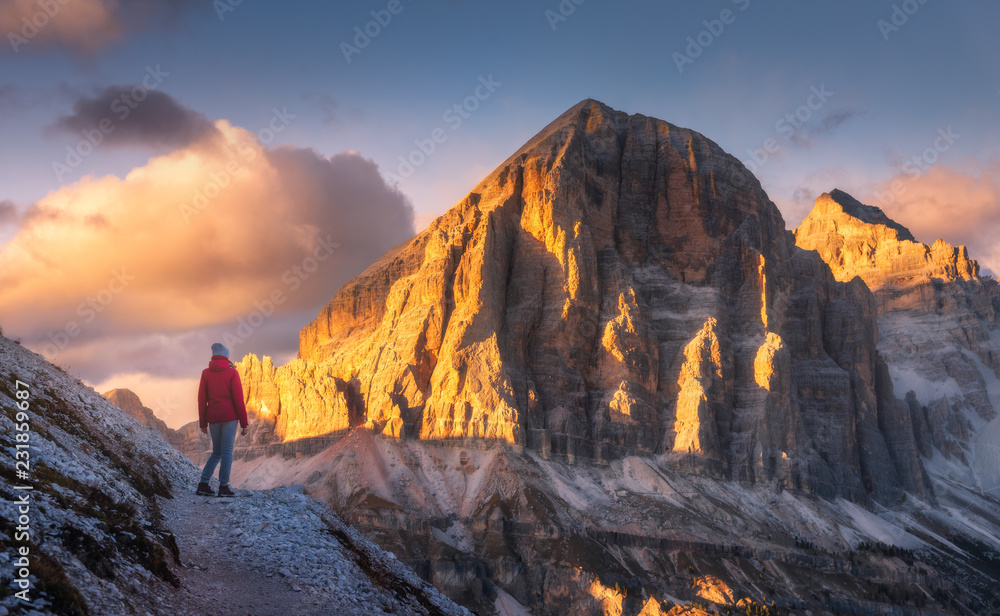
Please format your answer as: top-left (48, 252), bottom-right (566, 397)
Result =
top-left (196, 342), bottom-right (249, 497)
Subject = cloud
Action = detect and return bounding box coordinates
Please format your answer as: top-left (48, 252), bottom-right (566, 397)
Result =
top-left (299, 93), bottom-right (365, 127)
top-left (300, 93), bottom-right (340, 126)
top-left (0, 120), bottom-right (415, 391)
top-left (791, 186), bottom-right (815, 205)
top-left (866, 161), bottom-right (1000, 275)
top-left (50, 86), bottom-right (219, 149)
top-left (789, 106), bottom-right (867, 148)
top-left (0, 0), bottom-right (202, 55)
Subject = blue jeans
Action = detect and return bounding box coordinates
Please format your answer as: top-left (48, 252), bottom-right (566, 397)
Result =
top-left (200, 420), bottom-right (238, 486)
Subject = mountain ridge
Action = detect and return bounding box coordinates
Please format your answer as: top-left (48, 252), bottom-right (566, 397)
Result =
top-left (795, 189), bottom-right (1000, 491)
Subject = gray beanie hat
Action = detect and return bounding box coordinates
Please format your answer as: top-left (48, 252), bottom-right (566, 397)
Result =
top-left (211, 342), bottom-right (230, 358)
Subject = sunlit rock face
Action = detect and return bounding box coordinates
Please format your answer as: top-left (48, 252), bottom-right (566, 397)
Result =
top-left (238, 100), bottom-right (925, 505)
top-left (796, 189), bottom-right (1000, 487)
top-left (239, 354), bottom-right (359, 443)
top-left (794, 189), bottom-right (983, 307)
top-left (104, 388), bottom-right (169, 433)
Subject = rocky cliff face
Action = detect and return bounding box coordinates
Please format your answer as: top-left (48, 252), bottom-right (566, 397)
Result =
top-left (225, 101), bottom-right (1000, 616)
top-left (795, 189), bottom-right (1000, 488)
top-left (240, 99), bottom-right (925, 505)
top-left (103, 383), bottom-right (322, 466)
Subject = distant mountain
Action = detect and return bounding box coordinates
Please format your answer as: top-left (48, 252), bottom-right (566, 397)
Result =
top-left (103, 388), bottom-right (210, 465)
top-left (796, 189), bottom-right (1000, 489)
top-left (104, 388), bottom-right (171, 433)
top-left (231, 101), bottom-right (1000, 615)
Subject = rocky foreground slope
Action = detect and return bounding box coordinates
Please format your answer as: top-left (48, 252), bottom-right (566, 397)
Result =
top-left (0, 334), bottom-right (471, 616)
top-left (229, 101), bottom-right (1000, 615)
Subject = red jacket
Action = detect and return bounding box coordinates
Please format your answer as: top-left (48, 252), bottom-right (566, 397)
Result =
top-left (198, 355), bottom-right (249, 429)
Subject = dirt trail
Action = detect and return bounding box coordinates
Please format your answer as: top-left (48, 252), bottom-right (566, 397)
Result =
top-left (157, 488), bottom-right (338, 616)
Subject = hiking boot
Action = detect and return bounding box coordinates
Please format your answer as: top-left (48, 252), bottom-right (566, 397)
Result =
top-left (218, 485), bottom-right (235, 497)
top-left (196, 482), bottom-right (215, 496)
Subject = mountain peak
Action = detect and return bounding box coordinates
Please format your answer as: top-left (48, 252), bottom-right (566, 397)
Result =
top-left (565, 97), bottom-right (612, 115)
top-left (816, 189), bottom-right (915, 242)
top-left (796, 189), bottom-right (981, 295)
top-left (553, 98), bottom-right (618, 123)
top-left (103, 386), bottom-right (210, 462)
top-left (104, 387), bottom-right (144, 409)
top-left (244, 101), bottom-right (926, 510)
top-left (486, 98), bottom-right (627, 176)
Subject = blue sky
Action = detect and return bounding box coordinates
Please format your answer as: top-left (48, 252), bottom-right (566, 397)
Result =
top-left (4, 1), bottom-right (998, 222)
top-left (1, 0), bottom-right (998, 425)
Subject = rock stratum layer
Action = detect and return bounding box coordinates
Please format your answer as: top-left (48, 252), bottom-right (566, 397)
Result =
top-left (241, 100), bottom-right (926, 506)
top-left (795, 189), bottom-right (1000, 488)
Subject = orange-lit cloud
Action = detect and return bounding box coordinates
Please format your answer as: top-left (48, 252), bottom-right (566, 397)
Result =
top-left (0, 0), bottom-right (199, 55)
top-left (0, 120), bottom-right (414, 423)
top-left (867, 161), bottom-right (1000, 274)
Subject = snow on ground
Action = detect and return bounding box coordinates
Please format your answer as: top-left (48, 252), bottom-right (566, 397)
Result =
top-left (965, 345), bottom-right (1000, 489)
top-left (493, 587), bottom-right (533, 616)
top-left (162, 481), bottom-right (472, 616)
top-left (923, 448), bottom-right (980, 487)
top-left (833, 498), bottom-right (925, 550)
top-left (880, 312), bottom-right (969, 411)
